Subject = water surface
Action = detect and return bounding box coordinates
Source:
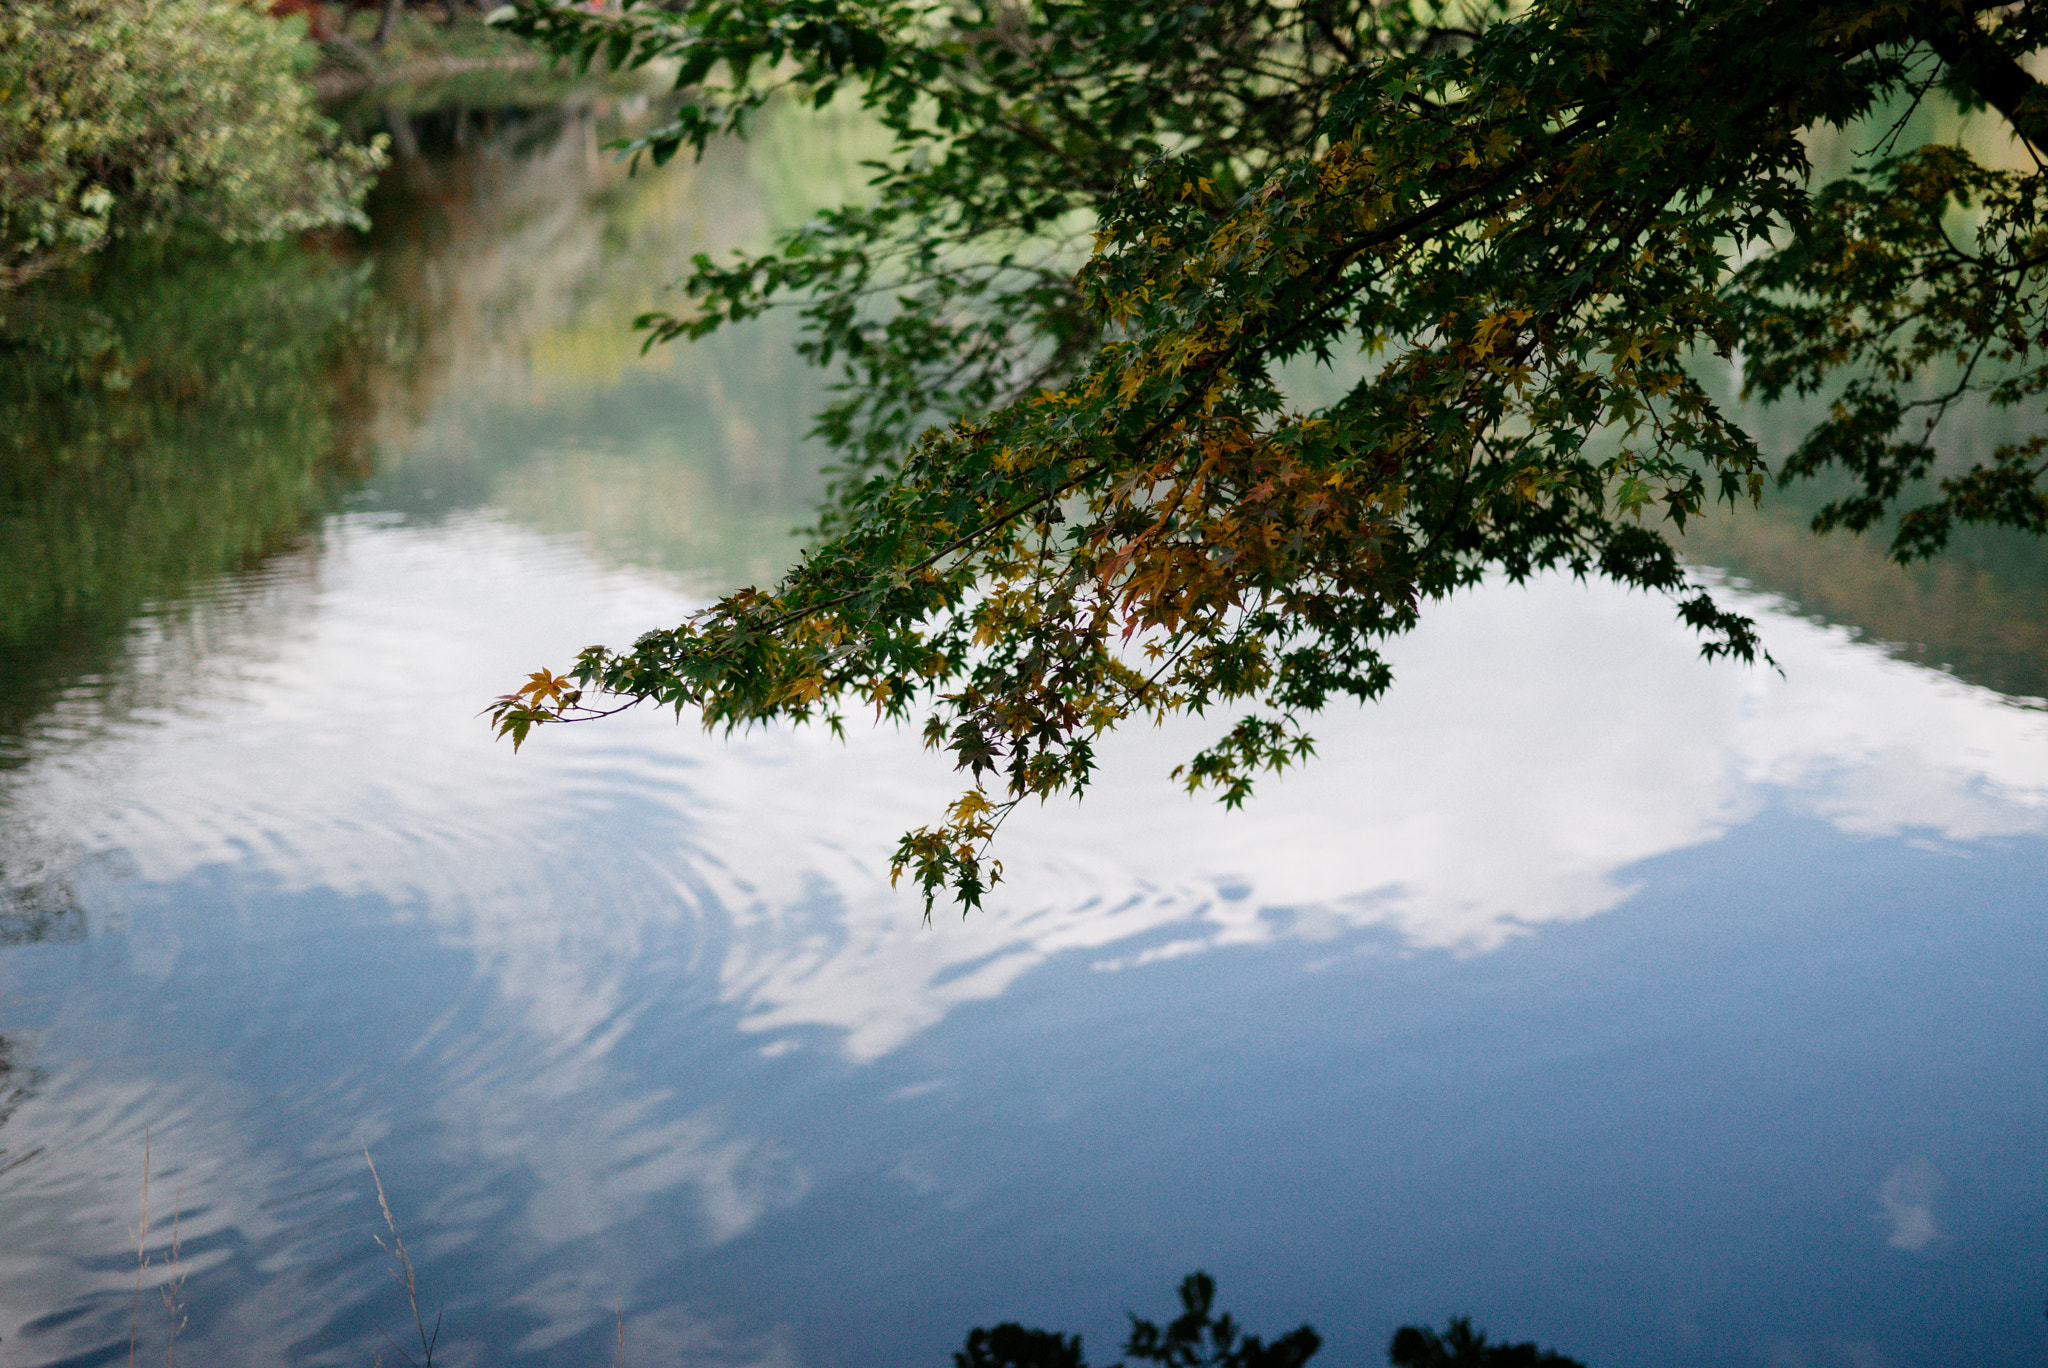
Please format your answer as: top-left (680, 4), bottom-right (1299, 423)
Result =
top-left (1, 91), bottom-right (2045, 1368)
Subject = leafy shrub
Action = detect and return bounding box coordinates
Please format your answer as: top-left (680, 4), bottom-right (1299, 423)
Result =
top-left (0, 0), bottom-right (385, 288)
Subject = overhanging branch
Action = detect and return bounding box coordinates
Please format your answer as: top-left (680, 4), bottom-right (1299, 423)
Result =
top-left (1913, 1), bottom-right (2048, 149)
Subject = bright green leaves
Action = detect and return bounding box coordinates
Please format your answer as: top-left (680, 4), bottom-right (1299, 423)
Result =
top-left (1175, 717), bottom-right (1319, 811)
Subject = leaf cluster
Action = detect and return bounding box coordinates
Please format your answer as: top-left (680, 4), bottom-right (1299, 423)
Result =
top-left (1386, 1315), bottom-right (1585, 1367)
top-left (1734, 133), bottom-right (2048, 556)
top-left (490, 0), bottom-right (2048, 912)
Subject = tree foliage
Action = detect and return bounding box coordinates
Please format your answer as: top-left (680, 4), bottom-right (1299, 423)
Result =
top-left (488, 0), bottom-right (2048, 911)
top-left (0, 0), bottom-right (386, 290)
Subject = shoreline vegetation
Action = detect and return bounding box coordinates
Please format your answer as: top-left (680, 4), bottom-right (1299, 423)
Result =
top-left (0, 0), bottom-right (386, 292)
top-left (314, 50), bottom-right (548, 102)
top-left (0, 0), bottom-right (583, 296)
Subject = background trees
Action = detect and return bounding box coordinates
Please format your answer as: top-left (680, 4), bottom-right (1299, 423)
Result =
top-left (490, 0), bottom-right (2048, 910)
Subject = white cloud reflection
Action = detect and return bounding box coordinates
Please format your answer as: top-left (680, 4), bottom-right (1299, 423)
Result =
top-left (661, 563), bottom-right (2048, 1058)
top-left (11, 515), bottom-right (2048, 1067)
top-left (1877, 1157), bottom-right (1944, 1252)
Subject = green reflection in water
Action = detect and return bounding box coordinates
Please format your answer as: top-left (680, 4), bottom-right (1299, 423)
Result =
top-left (1679, 477), bottom-right (2048, 704)
top-left (339, 92), bottom-right (868, 595)
top-left (0, 231), bottom-right (387, 759)
top-left (0, 83), bottom-right (870, 776)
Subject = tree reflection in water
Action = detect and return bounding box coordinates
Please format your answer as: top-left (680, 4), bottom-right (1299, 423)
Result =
top-left (0, 82), bottom-right (802, 925)
top-left (952, 1275), bottom-right (1587, 1368)
top-left (0, 1035), bottom-right (41, 1181)
top-left (0, 235), bottom-right (380, 759)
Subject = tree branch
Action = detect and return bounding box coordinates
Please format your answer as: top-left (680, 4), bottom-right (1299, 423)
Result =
top-left (1914, 1), bottom-right (2048, 149)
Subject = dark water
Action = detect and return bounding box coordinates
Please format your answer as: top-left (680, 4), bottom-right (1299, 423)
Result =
top-left (1, 93), bottom-right (2045, 1368)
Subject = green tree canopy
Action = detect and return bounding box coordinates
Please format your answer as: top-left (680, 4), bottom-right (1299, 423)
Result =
top-left (489, 0), bottom-right (2048, 911)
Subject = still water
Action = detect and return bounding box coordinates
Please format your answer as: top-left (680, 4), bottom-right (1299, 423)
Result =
top-left (1, 93), bottom-right (2045, 1368)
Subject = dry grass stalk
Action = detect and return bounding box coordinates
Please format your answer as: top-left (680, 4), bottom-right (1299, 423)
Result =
top-left (129, 1128), bottom-right (150, 1368)
top-left (364, 1143), bottom-right (442, 1368)
top-left (130, 1131), bottom-right (188, 1367)
top-left (127, 1135), bottom-right (639, 1367)
top-left (159, 1185), bottom-right (187, 1366)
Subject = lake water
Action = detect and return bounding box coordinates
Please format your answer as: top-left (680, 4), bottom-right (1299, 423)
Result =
top-left (1, 93), bottom-right (2045, 1368)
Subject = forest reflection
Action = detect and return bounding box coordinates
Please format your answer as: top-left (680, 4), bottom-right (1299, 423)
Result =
top-left (0, 234), bottom-right (378, 761)
top-left (0, 1036), bottom-right (34, 1182)
top-left (1680, 495), bottom-right (2048, 702)
top-left (0, 86), bottom-right (831, 768)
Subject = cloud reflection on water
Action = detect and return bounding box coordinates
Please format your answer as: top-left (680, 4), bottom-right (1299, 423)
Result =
top-left (683, 561), bottom-right (2048, 1058)
top-left (1877, 1158), bottom-right (1944, 1253)
top-left (9, 514), bottom-right (2046, 1068)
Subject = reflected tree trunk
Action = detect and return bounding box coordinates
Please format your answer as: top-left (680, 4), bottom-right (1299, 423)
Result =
top-left (371, 0), bottom-right (404, 46)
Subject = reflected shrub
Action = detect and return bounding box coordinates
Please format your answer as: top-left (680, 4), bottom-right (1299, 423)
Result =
top-left (0, 231), bottom-right (392, 746)
top-left (958, 1274), bottom-right (1584, 1368)
top-left (1387, 1316), bottom-right (1586, 1368)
